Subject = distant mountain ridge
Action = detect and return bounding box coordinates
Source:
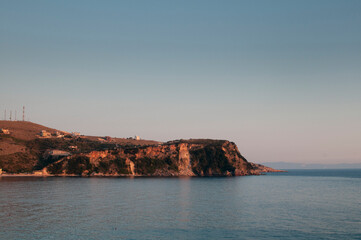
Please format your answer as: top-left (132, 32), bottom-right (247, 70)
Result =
top-left (261, 162), bottom-right (361, 170)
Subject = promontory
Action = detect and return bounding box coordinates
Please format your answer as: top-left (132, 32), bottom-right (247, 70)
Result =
top-left (0, 121), bottom-right (281, 177)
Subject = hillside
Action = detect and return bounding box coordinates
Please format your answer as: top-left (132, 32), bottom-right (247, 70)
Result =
top-left (0, 121), bottom-right (65, 140)
top-left (0, 121), bottom-right (280, 176)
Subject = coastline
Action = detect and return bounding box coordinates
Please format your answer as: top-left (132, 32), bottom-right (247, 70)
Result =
top-left (0, 169), bottom-right (286, 178)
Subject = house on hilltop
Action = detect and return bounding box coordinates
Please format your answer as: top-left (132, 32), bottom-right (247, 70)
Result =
top-left (39, 130), bottom-right (51, 138)
top-left (55, 131), bottom-right (64, 138)
top-left (72, 132), bottom-right (81, 137)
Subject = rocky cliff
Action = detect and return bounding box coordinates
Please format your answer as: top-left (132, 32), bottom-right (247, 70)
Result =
top-left (44, 139), bottom-right (273, 177)
top-left (0, 121), bottom-right (281, 176)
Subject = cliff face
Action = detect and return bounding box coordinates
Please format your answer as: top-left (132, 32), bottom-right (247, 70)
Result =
top-left (45, 139), bottom-right (262, 177)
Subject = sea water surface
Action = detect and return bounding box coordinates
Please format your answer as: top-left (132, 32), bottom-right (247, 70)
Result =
top-left (1, 169), bottom-right (361, 239)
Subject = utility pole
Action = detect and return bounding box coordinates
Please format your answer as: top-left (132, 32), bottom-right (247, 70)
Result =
top-left (23, 106), bottom-right (25, 121)
top-left (10, 111), bottom-right (12, 121)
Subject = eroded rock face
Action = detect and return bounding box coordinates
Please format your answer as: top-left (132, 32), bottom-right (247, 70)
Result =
top-left (45, 139), bottom-right (264, 177)
top-left (177, 143), bottom-right (194, 176)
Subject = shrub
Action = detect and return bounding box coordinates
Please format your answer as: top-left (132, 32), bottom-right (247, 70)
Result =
top-left (66, 156), bottom-right (92, 175)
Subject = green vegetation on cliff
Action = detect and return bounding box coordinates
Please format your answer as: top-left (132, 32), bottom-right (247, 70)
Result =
top-left (190, 145), bottom-right (235, 176)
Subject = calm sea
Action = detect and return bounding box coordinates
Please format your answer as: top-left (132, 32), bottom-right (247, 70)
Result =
top-left (1, 169), bottom-right (361, 240)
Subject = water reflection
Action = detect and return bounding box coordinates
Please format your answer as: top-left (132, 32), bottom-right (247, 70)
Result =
top-left (1, 172), bottom-right (361, 239)
top-left (177, 177), bottom-right (191, 225)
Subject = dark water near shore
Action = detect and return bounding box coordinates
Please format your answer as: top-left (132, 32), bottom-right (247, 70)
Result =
top-left (1, 169), bottom-right (361, 239)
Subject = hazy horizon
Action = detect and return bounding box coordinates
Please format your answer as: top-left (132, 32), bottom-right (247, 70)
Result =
top-left (1, 0), bottom-right (361, 164)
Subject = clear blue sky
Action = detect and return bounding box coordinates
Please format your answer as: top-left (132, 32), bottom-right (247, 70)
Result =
top-left (1, 0), bottom-right (361, 164)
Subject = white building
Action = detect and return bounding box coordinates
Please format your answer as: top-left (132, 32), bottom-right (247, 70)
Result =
top-left (55, 131), bottom-right (64, 138)
top-left (40, 130), bottom-right (51, 138)
top-left (72, 132), bottom-right (81, 137)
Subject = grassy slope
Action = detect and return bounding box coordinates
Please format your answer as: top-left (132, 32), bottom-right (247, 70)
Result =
top-left (0, 121), bottom-right (159, 173)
